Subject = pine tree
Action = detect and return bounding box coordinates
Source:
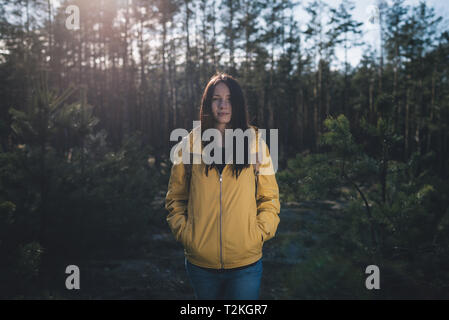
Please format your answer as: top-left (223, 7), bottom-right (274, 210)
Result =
top-left (328, 0), bottom-right (363, 120)
top-left (384, 0), bottom-right (408, 135)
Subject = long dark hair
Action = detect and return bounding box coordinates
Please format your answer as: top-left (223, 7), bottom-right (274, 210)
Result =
top-left (199, 72), bottom-right (252, 179)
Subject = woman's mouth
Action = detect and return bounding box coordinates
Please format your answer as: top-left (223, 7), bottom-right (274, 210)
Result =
top-left (218, 113), bottom-right (229, 116)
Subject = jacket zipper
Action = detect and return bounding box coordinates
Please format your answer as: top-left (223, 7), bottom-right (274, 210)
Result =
top-left (219, 172), bottom-right (224, 269)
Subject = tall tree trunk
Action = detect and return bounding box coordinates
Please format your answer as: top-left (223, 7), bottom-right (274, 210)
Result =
top-left (47, 0), bottom-right (52, 66)
top-left (393, 41), bottom-right (399, 133)
top-left (404, 75), bottom-right (411, 159)
top-left (160, 17), bottom-right (168, 151)
top-left (184, 0), bottom-right (193, 127)
top-left (138, 13), bottom-right (148, 141)
top-left (168, 37), bottom-right (177, 130)
top-left (200, 0), bottom-right (208, 86)
top-left (122, 0), bottom-right (130, 134)
top-left (211, 1), bottom-right (217, 68)
top-left (378, 1), bottom-right (384, 95)
top-left (426, 67), bottom-right (436, 154)
top-left (268, 44), bottom-right (274, 129)
top-left (227, 0), bottom-right (236, 74)
top-left (343, 37), bottom-right (348, 118)
top-left (244, 0), bottom-right (250, 80)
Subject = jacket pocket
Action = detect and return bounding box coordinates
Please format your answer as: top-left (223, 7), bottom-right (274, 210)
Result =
top-left (250, 215), bottom-right (264, 250)
top-left (181, 218), bottom-right (192, 249)
top-left (257, 223), bottom-right (264, 245)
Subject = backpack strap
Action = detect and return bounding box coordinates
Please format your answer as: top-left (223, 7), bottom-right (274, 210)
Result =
top-left (253, 162), bottom-right (260, 197)
top-left (185, 157), bottom-right (192, 193)
top-left (253, 126), bottom-right (260, 197)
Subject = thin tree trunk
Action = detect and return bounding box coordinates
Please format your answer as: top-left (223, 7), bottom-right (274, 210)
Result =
top-left (138, 14), bottom-right (149, 141)
top-left (47, 0), bottom-right (52, 67)
top-left (228, 0), bottom-right (236, 74)
top-left (211, 1), bottom-right (217, 68)
top-left (405, 76), bottom-right (411, 159)
top-left (268, 46), bottom-right (274, 129)
top-left (184, 0), bottom-right (193, 126)
top-left (369, 75), bottom-right (374, 123)
top-left (169, 38), bottom-right (177, 130)
top-left (427, 68), bottom-right (436, 154)
top-left (160, 17), bottom-right (168, 150)
top-left (122, 0), bottom-right (130, 133)
top-left (244, 0), bottom-right (250, 80)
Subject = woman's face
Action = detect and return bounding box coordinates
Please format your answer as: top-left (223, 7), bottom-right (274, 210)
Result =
top-left (211, 82), bottom-right (232, 127)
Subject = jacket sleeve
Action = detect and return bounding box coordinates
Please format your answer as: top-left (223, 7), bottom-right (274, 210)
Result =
top-left (165, 143), bottom-right (189, 243)
top-left (256, 140), bottom-right (281, 242)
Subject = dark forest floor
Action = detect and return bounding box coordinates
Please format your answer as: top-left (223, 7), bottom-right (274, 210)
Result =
top-left (46, 195), bottom-right (344, 300)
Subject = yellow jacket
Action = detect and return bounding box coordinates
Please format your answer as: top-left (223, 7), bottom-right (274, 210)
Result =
top-left (165, 126), bottom-right (281, 269)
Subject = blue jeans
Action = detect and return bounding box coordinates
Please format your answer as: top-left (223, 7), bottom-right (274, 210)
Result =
top-left (185, 258), bottom-right (263, 300)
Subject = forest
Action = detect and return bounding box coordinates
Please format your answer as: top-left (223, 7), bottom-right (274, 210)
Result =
top-left (0, 0), bottom-right (448, 299)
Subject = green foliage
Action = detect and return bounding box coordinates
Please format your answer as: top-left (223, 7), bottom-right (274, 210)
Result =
top-left (285, 249), bottom-right (372, 299)
top-left (0, 78), bottom-right (161, 298)
top-left (0, 200), bottom-right (15, 227)
top-left (277, 113), bottom-right (449, 298)
top-left (321, 114), bottom-right (361, 159)
top-left (282, 165), bottom-right (449, 298)
top-left (278, 152), bottom-right (342, 202)
top-left (15, 241), bottom-right (44, 279)
top-left (0, 238), bottom-right (44, 299)
top-left (40, 131), bottom-right (160, 260)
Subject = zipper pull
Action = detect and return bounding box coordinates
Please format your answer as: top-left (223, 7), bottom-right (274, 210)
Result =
top-left (219, 174), bottom-right (222, 182)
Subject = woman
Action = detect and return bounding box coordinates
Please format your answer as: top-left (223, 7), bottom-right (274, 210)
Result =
top-left (165, 73), bottom-right (280, 300)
